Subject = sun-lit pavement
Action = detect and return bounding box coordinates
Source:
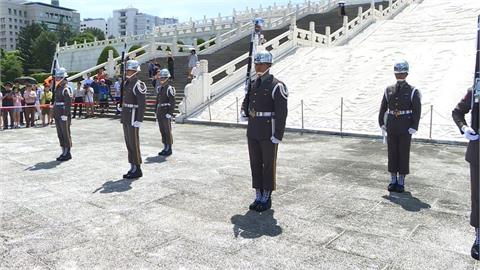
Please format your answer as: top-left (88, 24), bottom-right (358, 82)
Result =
top-left (0, 118), bottom-right (477, 269)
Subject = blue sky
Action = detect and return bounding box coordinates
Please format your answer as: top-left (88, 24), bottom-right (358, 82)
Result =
top-left (35, 0), bottom-right (314, 21)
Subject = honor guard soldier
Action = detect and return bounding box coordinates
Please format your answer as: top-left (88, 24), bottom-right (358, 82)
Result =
top-left (452, 88), bottom-right (480, 260)
top-left (155, 69), bottom-right (175, 156)
top-left (121, 60), bottom-right (147, 179)
top-left (378, 60), bottom-right (422, 193)
top-left (53, 67), bottom-right (73, 162)
top-left (241, 50), bottom-right (288, 212)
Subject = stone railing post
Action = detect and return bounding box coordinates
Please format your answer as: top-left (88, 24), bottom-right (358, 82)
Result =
top-left (172, 35), bottom-right (178, 54)
top-left (358, 7), bottom-right (363, 23)
top-left (290, 16), bottom-right (297, 45)
top-left (216, 31), bottom-right (223, 48)
top-left (199, 59), bottom-right (210, 101)
top-left (343, 16), bottom-right (348, 39)
top-left (149, 34), bottom-right (156, 57)
top-left (192, 22), bottom-right (197, 34)
top-left (106, 49), bottom-right (115, 77)
top-left (379, 5), bottom-right (384, 18)
top-left (389, 0), bottom-right (393, 7)
top-left (193, 38), bottom-right (199, 52)
top-left (309, 21), bottom-right (315, 46)
top-left (326, 26), bottom-right (331, 46)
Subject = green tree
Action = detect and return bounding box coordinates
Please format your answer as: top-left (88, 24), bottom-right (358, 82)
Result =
top-left (1, 51), bottom-right (24, 83)
top-left (57, 19), bottom-right (75, 45)
top-left (69, 32), bottom-right (96, 45)
top-left (83, 27), bottom-right (106, 41)
top-left (31, 31), bottom-right (58, 72)
top-left (17, 23), bottom-right (45, 74)
top-left (128, 44), bottom-right (145, 56)
top-left (97, 46), bottom-right (119, 65)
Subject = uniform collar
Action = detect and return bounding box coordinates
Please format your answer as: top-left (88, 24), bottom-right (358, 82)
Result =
top-left (257, 72), bottom-right (272, 84)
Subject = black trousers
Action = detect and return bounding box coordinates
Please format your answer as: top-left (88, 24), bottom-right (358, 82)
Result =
top-left (248, 138), bottom-right (279, 191)
top-left (387, 133), bottom-right (412, 175)
top-left (2, 109), bottom-right (14, 128)
top-left (73, 97), bottom-right (84, 118)
top-left (470, 164), bottom-right (479, 228)
top-left (158, 117), bottom-right (173, 145)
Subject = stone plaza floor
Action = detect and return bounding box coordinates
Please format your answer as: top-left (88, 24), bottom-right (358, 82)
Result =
top-left (0, 118), bottom-right (478, 269)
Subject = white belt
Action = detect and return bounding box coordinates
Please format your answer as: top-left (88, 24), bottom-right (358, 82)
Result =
top-left (249, 111), bottom-right (275, 118)
top-left (54, 102), bottom-right (65, 106)
top-left (159, 103), bottom-right (171, 107)
top-left (387, 110), bottom-right (413, 116)
top-left (123, 103), bottom-right (139, 108)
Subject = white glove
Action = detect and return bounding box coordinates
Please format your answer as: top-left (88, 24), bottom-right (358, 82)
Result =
top-left (132, 121), bottom-right (142, 128)
top-left (117, 104), bottom-right (122, 112)
top-left (166, 114), bottom-right (172, 119)
top-left (240, 110), bottom-right (248, 122)
top-left (462, 125), bottom-right (479, 141)
top-left (381, 125), bottom-right (387, 132)
top-left (271, 136), bottom-right (281, 144)
top-left (408, 128), bottom-right (417, 135)
top-left (61, 115), bottom-right (68, 121)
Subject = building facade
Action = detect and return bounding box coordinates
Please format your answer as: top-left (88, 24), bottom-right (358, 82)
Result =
top-left (80, 18), bottom-right (108, 36)
top-left (0, 0), bottom-right (80, 51)
top-left (107, 7), bottom-right (178, 37)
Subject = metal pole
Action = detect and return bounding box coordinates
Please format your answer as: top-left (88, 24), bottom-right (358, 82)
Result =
top-left (236, 97), bottom-right (239, 123)
top-left (340, 97), bottom-right (344, 137)
top-left (429, 104), bottom-right (433, 139)
top-left (208, 103), bottom-right (212, 122)
top-left (185, 95), bottom-right (188, 117)
top-left (301, 100), bottom-right (304, 133)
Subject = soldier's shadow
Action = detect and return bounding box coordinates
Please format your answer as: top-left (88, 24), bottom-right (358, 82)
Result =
top-left (230, 210), bottom-right (283, 239)
top-left (25, 160), bottom-right (61, 171)
top-left (93, 179), bottom-right (135, 194)
top-left (145, 156), bottom-right (167, 164)
top-left (382, 192), bottom-right (431, 212)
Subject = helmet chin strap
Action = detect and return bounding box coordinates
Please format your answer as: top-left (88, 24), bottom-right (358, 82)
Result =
top-left (160, 78), bottom-right (169, 84)
top-left (256, 68), bottom-right (270, 77)
top-left (126, 71), bottom-right (139, 79)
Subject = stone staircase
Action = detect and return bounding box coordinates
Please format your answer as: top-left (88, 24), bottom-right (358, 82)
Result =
top-left (100, 1), bottom-right (391, 121)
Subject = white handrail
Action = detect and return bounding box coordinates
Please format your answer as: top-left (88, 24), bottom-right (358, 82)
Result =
top-left (67, 44), bottom-right (150, 81)
top-left (209, 30), bottom-right (291, 78)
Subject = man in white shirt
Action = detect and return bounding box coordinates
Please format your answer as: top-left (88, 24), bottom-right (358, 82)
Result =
top-left (114, 77), bottom-right (122, 115)
top-left (73, 81), bottom-right (85, 118)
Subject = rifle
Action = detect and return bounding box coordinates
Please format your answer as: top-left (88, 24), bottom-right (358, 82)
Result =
top-left (50, 52), bottom-right (58, 105)
top-left (118, 43), bottom-right (127, 109)
top-left (474, 15), bottom-right (480, 183)
top-left (243, 18), bottom-right (264, 115)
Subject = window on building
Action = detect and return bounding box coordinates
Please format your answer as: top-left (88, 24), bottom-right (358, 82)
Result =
top-left (14, 19), bottom-right (17, 23)
top-left (8, 9), bottom-right (11, 15)
top-left (9, 25), bottom-right (12, 29)
top-left (14, 26), bottom-right (17, 29)
top-left (19, 11), bottom-right (22, 16)
top-left (9, 31), bottom-right (12, 35)
top-left (9, 18), bottom-right (12, 22)
top-left (19, 19), bottom-right (22, 24)
top-left (14, 10), bottom-right (17, 16)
